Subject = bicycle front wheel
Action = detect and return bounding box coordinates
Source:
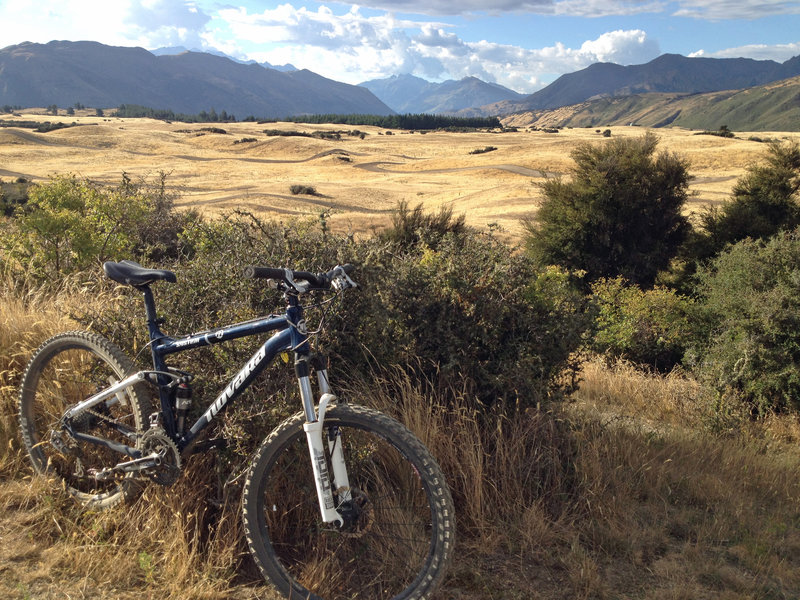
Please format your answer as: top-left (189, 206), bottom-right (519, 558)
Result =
top-left (242, 404), bottom-right (455, 600)
top-left (18, 331), bottom-right (149, 508)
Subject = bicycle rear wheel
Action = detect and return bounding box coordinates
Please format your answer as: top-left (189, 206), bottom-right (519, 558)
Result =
top-left (18, 331), bottom-right (149, 508)
top-left (242, 404), bottom-right (455, 600)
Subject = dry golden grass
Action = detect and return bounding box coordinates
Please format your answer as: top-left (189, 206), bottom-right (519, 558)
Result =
top-left (3, 291), bottom-right (800, 598)
top-left (3, 115), bottom-right (800, 598)
top-left (2, 112), bottom-right (797, 243)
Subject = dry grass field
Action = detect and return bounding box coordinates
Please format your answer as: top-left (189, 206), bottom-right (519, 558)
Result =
top-left (2, 110), bottom-right (798, 241)
top-left (3, 112), bottom-right (800, 599)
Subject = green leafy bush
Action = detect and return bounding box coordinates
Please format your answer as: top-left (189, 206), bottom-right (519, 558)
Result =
top-left (689, 140), bottom-right (800, 263)
top-left (524, 132), bottom-right (691, 288)
top-left (1, 173), bottom-right (195, 283)
top-left (360, 232), bottom-right (588, 408)
top-left (4, 175), bottom-right (151, 281)
top-left (693, 230), bottom-right (800, 413)
top-left (590, 277), bottom-right (701, 372)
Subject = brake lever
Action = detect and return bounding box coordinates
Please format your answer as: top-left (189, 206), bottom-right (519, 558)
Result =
top-left (284, 268), bottom-right (311, 293)
top-left (326, 265), bottom-right (356, 291)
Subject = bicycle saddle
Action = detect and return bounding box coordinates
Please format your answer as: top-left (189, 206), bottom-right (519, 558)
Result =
top-left (103, 260), bottom-right (177, 286)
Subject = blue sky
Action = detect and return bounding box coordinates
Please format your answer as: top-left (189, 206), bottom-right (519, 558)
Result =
top-left (0, 0), bottom-right (798, 93)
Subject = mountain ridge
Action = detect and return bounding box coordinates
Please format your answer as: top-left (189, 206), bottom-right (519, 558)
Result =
top-left (0, 40), bottom-right (392, 118)
top-left (502, 53), bottom-right (800, 113)
top-left (359, 74), bottom-right (525, 114)
top-left (500, 74), bottom-right (800, 131)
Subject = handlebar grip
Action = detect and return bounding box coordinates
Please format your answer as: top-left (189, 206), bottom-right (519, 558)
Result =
top-left (243, 266), bottom-right (286, 280)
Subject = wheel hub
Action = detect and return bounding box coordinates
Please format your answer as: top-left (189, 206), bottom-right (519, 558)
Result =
top-left (336, 488), bottom-right (373, 537)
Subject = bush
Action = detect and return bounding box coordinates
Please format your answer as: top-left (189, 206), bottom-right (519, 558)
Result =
top-left (696, 125), bottom-right (735, 138)
top-left (688, 140), bottom-right (800, 264)
top-left (1, 173), bottom-right (195, 284)
top-left (3, 175), bottom-right (151, 281)
top-left (289, 184), bottom-right (318, 196)
top-left (378, 201), bottom-right (466, 251)
top-left (524, 132), bottom-right (691, 288)
top-left (589, 277), bottom-right (700, 372)
top-left (360, 233), bottom-right (588, 408)
top-left (693, 230), bottom-right (800, 414)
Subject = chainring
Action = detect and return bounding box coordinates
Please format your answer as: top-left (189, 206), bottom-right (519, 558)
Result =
top-left (138, 428), bottom-right (182, 486)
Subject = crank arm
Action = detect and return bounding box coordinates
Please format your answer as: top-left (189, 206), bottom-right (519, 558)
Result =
top-left (89, 453), bottom-right (161, 480)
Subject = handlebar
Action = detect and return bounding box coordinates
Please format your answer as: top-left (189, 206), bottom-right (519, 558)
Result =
top-left (243, 264), bottom-right (356, 293)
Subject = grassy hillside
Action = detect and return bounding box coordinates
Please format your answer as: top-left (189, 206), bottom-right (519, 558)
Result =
top-left (504, 76), bottom-right (800, 132)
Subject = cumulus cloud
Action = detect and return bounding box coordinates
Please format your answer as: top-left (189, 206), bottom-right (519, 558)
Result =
top-left (215, 5), bottom-right (661, 92)
top-left (0, 0), bottom-right (213, 50)
top-left (125, 0), bottom-right (212, 48)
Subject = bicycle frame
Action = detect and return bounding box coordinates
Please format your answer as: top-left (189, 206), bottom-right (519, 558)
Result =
top-left (64, 282), bottom-right (349, 524)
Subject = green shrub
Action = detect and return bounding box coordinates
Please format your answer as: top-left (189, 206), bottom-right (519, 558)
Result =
top-left (524, 132), bottom-right (691, 288)
top-left (1, 173), bottom-right (195, 284)
top-left (589, 277), bottom-right (700, 372)
top-left (693, 230), bottom-right (800, 414)
top-left (360, 233), bottom-right (588, 408)
top-left (689, 140), bottom-right (800, 264)
top-left (3, 175), bottom-right (151, 281)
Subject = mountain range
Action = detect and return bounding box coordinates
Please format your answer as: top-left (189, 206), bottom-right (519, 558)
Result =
top-left (501, 75), bottom-right (800, 132)
top-left (494, 53), bottom-right (800, 114)
top-left (0, 41), bottom-right (392, 118)
top-left (151, 46), bottom-right (297, 72)
top-left (1, 40), bottom-right (800, 130)
top-left (358, 74), bottom-right (526, 114)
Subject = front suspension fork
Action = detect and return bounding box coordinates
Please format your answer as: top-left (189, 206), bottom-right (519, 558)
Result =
top-left (297, 358), bottom-right (352, 525)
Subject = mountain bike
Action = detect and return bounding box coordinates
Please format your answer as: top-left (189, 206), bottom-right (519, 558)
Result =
top-left (18, 260), bottom-right (455, 600)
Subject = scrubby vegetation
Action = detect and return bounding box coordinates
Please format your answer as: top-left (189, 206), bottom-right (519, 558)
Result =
top-left (3, 132), bottom-right (800, 598)
top-left (283, 113), bottom-right (502, 130)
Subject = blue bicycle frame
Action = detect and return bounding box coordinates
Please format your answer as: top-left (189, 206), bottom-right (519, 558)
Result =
top-left (136, 285), bottom-right (321, 453)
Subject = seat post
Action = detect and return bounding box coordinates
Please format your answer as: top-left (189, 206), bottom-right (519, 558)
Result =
top-left (137, 285), bottom-right (165, 342)
top-left (137, 284), bottom-right (171, 383)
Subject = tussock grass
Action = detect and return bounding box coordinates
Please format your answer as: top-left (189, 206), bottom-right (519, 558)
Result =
top-left (2, 292), bottom-right (800, 598)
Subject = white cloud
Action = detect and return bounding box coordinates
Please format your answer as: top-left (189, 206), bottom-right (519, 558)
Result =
top-left (214, 5), bottom-right (661, 92)
top-left (690, 42), bottom-right (800, 63)
top-left (125, 0), bottom-right (212, 48)
top-left (0, 0), bottom-right (213, 50)
top-left (673, 0), bottom-right (800, 20)
top-left (323, 0), bottom-right (665, 17)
